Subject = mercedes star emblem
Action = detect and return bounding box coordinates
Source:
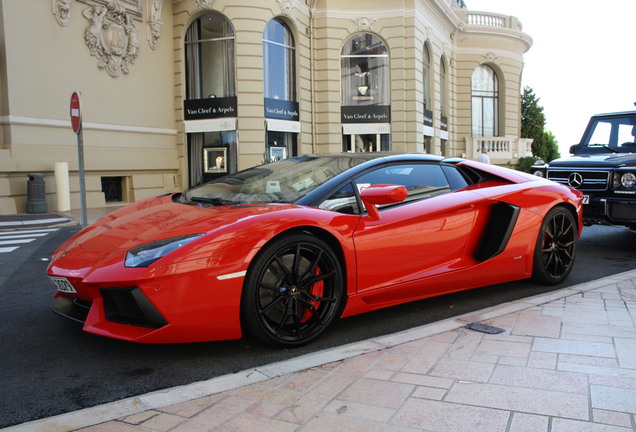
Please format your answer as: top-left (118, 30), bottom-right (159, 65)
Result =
top-left (568, 172), bottom-right (583, 188)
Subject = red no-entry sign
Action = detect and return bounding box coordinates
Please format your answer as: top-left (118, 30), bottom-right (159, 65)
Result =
top-left (70, 91), bottom-right (82, 134)
top-left (70, 91), bottom-right (87, 227)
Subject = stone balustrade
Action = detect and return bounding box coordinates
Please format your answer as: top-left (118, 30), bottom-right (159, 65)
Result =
top-left (465, 137), bottom-right (534, 164)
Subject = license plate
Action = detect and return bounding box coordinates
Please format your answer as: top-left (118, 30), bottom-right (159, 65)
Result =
top-left (582, 195), bottom-right (590, 205)
top-left (50, 277), bottom-right (77, 294)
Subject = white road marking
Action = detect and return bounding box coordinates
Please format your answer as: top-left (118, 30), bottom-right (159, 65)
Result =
top-left (0, 229), bottom-right (59, 253)
top-left (0, 218), bottom-right (69, 227)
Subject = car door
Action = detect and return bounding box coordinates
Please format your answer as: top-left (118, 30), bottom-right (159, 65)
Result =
top-left (351, 163), bottom-right (482, 293)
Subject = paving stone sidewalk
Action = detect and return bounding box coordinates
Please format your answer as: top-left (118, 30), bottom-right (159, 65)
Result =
top-left (7, 270), bottom-right (636, 432)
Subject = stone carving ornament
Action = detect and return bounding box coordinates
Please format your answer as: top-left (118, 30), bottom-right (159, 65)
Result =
top-left (80, 0), bottom-right (141, 77)
top-left (277, 0), bottom-right (293, 16)
top-left (53, 0), bottom-right (72, 26)
top-left (353, 16), bottom-right (376, 32)
top-left (147, 0), bottom-right (164, 49)
top-left (483, 52), bottom-right (498, 63)
top-left (193, 0), bottom-right (215, 10)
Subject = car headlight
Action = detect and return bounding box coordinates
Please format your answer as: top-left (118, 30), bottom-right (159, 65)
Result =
top-left (532, 170), bottom-right (544, 178)
top-left (620, 173), bottom-right (636, 188)
top-left (125, 234), bottom-right (204, 268)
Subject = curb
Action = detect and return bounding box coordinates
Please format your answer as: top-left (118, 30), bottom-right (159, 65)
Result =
top-left (0, 215), bottom-right (78, 232)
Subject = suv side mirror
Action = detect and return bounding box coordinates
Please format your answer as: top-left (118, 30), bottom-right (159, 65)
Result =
top-left (569, 144), bottom-right (581, 154)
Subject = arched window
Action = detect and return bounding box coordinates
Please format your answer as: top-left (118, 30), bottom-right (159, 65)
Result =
top-left (263, 18), bottom-right (296, 101)
top-left (422, 43), bottom-right (434, 151)
top-left (184, 13), bottom-right (237, 185)
top-left (341, 33), bottom-right (389, 106)
top-left (471, 65), bottom-right (499, 137)
top-left (440, 57), bottom-right (447, 119)
top-left (185, 13), bottom-right (236, 99)
top-left (263, 18), bottom-right (297, 159)
top-left (439, 56), bottom-right (449, 156)
top-left (422, 43), bottom-right (432, 112)
top-left (340, 33), bottom-right (390, 152)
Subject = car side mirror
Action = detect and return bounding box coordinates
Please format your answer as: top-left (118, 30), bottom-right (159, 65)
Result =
top-left (360, 184), bottom-right (408, 220)
top-left (569, 144), bottom-right (581, 154)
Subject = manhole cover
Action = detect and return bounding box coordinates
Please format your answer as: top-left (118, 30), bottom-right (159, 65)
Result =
top-left (465, 323), bottom-right (505, 334)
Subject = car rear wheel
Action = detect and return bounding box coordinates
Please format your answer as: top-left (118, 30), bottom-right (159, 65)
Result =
top-left (241, 232), bottom-right (344, 347)
top-left (532, 206), bottom-right (578, 285)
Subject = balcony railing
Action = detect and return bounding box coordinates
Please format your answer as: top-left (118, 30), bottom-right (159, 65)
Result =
top-left (466, 13), bottom-right (505, 28)
top-left (455, 10), bottom-right (524, 32)
top-left (465, 137), bottom-right (533, 165)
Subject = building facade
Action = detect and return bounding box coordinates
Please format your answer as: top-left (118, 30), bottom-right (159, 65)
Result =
top-left (0, 0), bottom-right (532, 215)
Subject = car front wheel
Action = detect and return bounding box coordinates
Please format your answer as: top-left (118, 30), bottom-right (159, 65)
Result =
top-left (241, 232), bottom-right (345, 347)
top-left (532, 206), bottom-right (578, 285)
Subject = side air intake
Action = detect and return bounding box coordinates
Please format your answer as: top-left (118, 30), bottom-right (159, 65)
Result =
top-left (474, 202), bottom-right (520, 262)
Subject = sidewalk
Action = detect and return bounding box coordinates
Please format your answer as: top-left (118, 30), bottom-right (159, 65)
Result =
top-left (4, 266), bottom-right (636, 432)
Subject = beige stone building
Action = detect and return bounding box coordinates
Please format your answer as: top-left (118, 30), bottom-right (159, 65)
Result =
top-left (0, 0), bottom-right (532, 215)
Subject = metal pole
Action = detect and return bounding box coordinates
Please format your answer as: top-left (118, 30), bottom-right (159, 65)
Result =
top-left (77, 128), bottom-right (87, 228)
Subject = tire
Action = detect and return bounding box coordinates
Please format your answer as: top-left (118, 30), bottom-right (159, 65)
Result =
top-left (532, 206), bottom-right (578, 285)
top-left (241, 232), bottom-right (345, 347)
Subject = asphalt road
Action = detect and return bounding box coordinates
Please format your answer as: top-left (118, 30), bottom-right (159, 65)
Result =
top-left (0, 224), bottom-right (634, 428)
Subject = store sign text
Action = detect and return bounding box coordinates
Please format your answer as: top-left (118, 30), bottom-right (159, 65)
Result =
top-left (341, 105), bottom-right (391, 124)
top-left (264, 98), bottom-right (299, 122)
top-left (184, 97), bottom-right (238, 120)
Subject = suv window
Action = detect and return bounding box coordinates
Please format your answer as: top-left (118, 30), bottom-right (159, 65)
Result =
top-left (580, 114), bottom-right (636, 153)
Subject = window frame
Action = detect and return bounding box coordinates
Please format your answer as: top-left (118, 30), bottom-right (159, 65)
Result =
top-left (317, 162), bottom-right (465, 215)
top-left (340, 33), bottom-right (390, 106)
top-left (471, 65), bottom-right (499, 137)
top-left (185, 13), bottom-right (237, 99)
top-left (263, 18), bottom-right (297, 102)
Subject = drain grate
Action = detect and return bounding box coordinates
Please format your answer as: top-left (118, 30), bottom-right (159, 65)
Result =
top-left (465, 323), bottom-right (505, 334)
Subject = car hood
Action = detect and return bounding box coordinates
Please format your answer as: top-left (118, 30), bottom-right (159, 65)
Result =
top-left (549, 153), bottom-right (636, 168)
top-left (49, 194), bottom-right (296, 273)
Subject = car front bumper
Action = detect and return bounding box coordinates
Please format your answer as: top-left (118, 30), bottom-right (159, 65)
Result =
top-left (583, 195), bottom-right (636, 227)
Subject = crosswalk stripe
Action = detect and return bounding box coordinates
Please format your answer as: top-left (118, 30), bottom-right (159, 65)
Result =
top-left (0, 228), bottom-right (59, 253)
top-left (0, 228), bottom-right (58, 236)
top-left (0, 233), bottom-right (51, 240)
top-left (0, 238), bottom-right (36, 245)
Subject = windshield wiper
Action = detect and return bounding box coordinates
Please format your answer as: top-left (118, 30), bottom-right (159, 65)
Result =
top-left (602, 145), bottom-right (618, 153)
top-left (190, 196), bottom-right (240, 206)
top-left (589, 144), bottom-right (618, 153)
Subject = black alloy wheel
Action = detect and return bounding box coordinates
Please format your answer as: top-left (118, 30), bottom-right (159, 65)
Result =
top-left (532, 206), bottom-right (578, 285)
top-left (241, 233), bottom-right (344, 347)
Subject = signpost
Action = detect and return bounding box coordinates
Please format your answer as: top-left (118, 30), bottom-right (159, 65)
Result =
top-left (70, 91), bottom-right (87, 227)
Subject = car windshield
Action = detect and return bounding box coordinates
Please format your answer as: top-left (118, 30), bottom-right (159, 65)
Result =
top-left (580, 113), bottom-right (636, 153)
top-left (183, 155), bottom-right (370, 205)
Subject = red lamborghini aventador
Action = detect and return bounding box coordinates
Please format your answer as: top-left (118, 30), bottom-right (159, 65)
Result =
top-left (47, 153), bottom-right (583, 347)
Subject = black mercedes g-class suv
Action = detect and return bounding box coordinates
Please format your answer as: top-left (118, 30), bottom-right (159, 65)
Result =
top-left (532, 110), bottom-right (636, 229)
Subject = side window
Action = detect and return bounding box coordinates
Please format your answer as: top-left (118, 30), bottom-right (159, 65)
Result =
top-left (617, 123), bottom-right (635, 146)
top-left (356, 164), bottom-right (451, 204)
top-left (318, 182), bottom-right (360, 214)
top-left (587, 121), bottom-right (612, 147)
top-left (441, 165), bottom-right (470, 190)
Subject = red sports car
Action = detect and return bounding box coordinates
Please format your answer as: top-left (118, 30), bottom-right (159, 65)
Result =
top-left (48, 153), bottom-right (583, 347)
